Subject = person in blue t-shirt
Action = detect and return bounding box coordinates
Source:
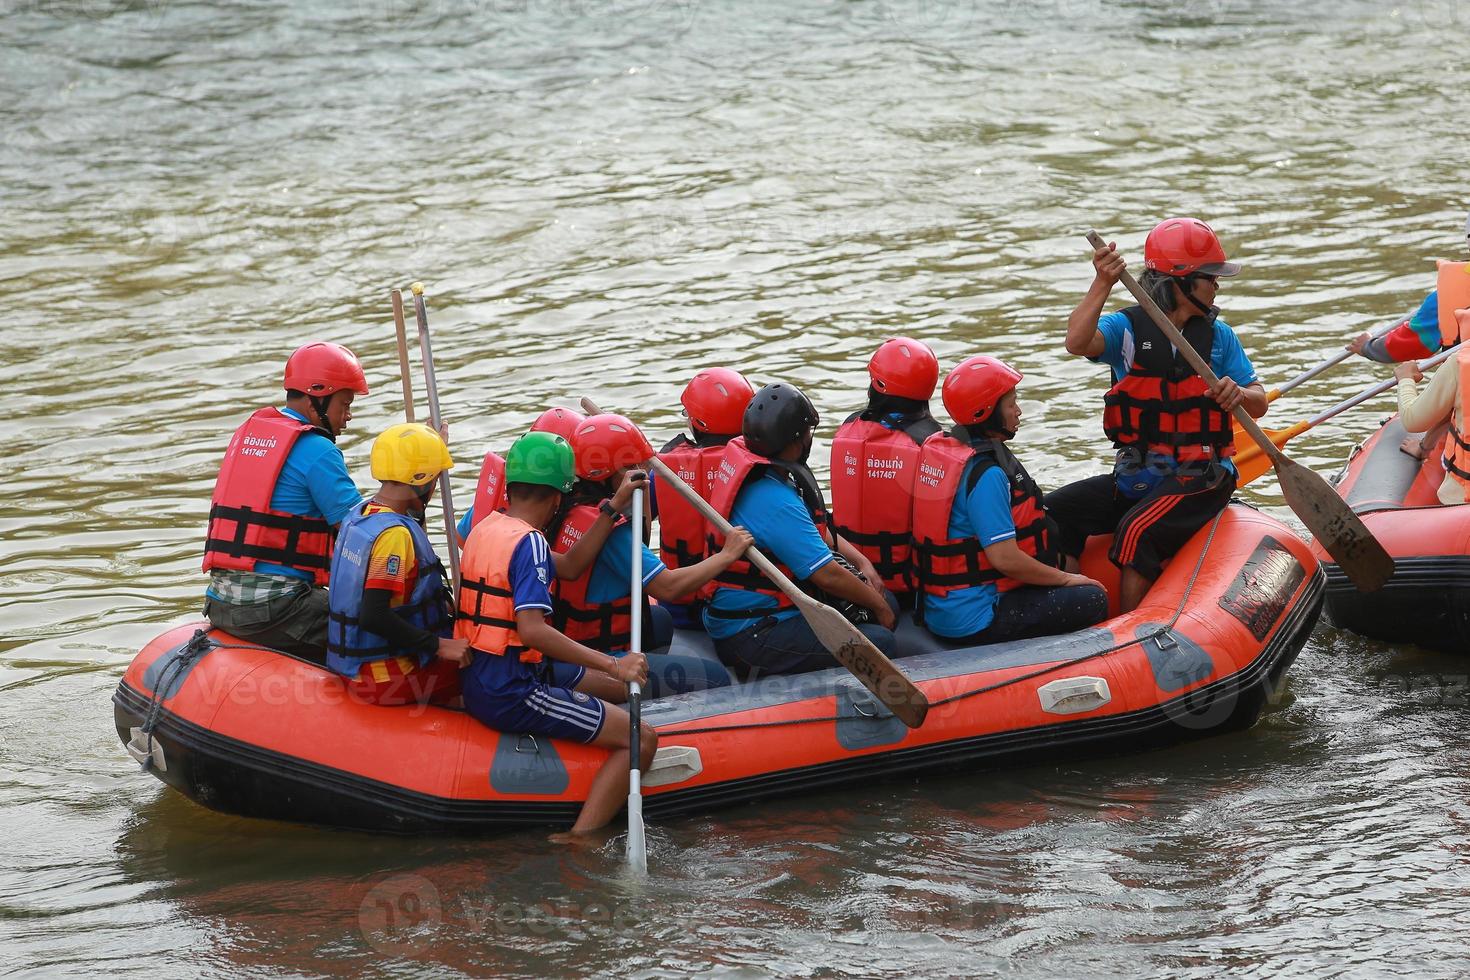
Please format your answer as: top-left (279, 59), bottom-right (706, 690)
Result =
top-left (703, 382), bottom-right (903, 677)
top-left (201, 343), bottom-right (369, 663)
top-left (1047, 219), bottom-right (1268, 614)
top-left (551, 413), bottom-right (754, 697)
top-left (913, 356), bottom-right (1108, 644)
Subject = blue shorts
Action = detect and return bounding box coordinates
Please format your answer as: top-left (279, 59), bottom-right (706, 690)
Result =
top-left (462, 657), bottom-right (604, 744)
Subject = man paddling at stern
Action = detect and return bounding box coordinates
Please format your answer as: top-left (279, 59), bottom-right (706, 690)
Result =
top-left (1046, 218), bottom-right (1268, 613)
top-left (201, 343), bottom-right (369, 663)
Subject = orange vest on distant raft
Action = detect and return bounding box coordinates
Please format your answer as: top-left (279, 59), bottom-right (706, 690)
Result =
top-left (1443, 344), bottom-right (1470, 492)
top-left (829, 412), bottom-right (940, 594)
top-left (655, 434), bottom-right (729, 580)
top-left (470, 450), bottom-right (508, 531)
top-left (911, 432), bottom-right (1055, 601)
top-left (202, 407), bottom-right (335, 585)
top-left (456, 511), bottom-right (540, 662)
top-left (551, 503), bottom-right (634, 651)
top-left (706, 437), bottom-right (830, 617)
top-left (1437, 260), bottom-right (1470, 348)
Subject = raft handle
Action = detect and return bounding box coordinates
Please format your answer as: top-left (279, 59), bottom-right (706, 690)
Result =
top-left (514, 734), bottom-right (541, 755)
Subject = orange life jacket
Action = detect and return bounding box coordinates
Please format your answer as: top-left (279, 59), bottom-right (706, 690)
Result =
top-left (455, 511), bottom-right (541, 662)
top-left (705, 437), bottom-right (830, 619)
top-left (911, 431), bottom-right (1055, 608)
top-left (1443, 345), bottom-right (1470, 491)
top-left (550, 502), bottom-right (634, 651)
top-left (1102, 307), bottom-right (1234, 463)
top-left (202, 407), bottom-right (336, 584)
top-left (829, 411), bottom-right (939, 593)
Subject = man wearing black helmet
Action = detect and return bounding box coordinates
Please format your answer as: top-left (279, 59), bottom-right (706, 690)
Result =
top-left (702, 383), bottom-right (900, 677)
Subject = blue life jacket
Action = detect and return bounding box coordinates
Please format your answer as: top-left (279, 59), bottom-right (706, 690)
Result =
top-left (326, 507), bottom-right (452, 677)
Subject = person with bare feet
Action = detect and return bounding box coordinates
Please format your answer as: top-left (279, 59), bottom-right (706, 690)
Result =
top-left (1392, 307), bottom-right (1470, 505)
top-left (455, 430), bottom-right (656, 836)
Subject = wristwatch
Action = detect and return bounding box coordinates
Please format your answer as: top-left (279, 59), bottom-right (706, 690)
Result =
top-left (599, 499), bottom-right (619, 519)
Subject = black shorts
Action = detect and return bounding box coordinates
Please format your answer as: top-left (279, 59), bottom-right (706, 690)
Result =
top-left (1043, 463), bottom-right (1236, 581)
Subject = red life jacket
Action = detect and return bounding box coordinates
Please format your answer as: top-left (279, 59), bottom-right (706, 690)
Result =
top-left (830, 411), bottom-right (940, 593)
top-left (1102, 307), bottom-right (1234, 463)
top-left (705, 437), bottom-right (830, 619)
top-left (550, 502), bottom-right (634, 651)
top-left (202, 407), bottom-right (336, 585)
top-left (456, 511), bottom-right (541, 663)
top-left (911, 431), bottom-right (1055, 608)
top-left (470, 450), bottom-right (508, 532)
top-left (654, 434), bottom-right (730, 590)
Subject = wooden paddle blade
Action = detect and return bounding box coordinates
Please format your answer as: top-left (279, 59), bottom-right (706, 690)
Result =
top-left (794, 596), bottom-right (929, 728)
top-left (1274, 455), bottom-right (1394, 591)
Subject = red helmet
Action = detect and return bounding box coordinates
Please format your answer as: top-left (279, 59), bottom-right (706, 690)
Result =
top-left (1143, 218), bottom-right (1241, 278)
top-left (681, 368), bottom-right (755, 435)
top-left (529, 406), bottom-right (585, 443)
top-left (573, 414), bottom-right (654, 481)
top-left (942, 355), bottom-right (1022, 425)
top-left (283, 342), bottom-right (369, 396)
top-left (869, 337), bottom-right (939, 400)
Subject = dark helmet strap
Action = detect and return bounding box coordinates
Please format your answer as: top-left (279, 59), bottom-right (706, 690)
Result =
top-left (308, 394), bottom-right (337, 441)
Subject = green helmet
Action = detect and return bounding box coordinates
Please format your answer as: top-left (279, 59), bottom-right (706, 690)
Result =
top-left (505, 431), bottom-right (577, 493)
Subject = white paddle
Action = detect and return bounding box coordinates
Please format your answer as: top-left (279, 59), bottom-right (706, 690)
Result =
top-left (625, 485), bottom-right (648, 873)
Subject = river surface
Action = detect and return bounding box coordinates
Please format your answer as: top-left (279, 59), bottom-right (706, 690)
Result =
top-left (3, 0), bottom-right (1469, 975)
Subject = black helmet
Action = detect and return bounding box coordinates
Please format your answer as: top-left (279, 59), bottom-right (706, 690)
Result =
top-left (743, 382), bottom-right (819, 456)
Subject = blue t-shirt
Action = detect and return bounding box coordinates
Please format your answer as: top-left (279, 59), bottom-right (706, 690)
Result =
top-left (702, 472), bottom-right (833, 640)
top-left (255, 407), bottom-right (363, 580)
top-left (461, 530), bottom-right (556, 699)
top-left (586, 521), bottom-right (664, 604)
top-left (1093, 311), bottom-right (1257, 477)
top-left (919, 463), bottom-right (1016, 638)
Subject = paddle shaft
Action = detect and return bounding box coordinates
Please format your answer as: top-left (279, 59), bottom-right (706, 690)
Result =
top-left (1236, 341), bottom-right (1464, 468)
top-left (389, 288), bottom-right (416, 423)
top-left (1270, 317), bottom-right (1400, 400)
top-left (409, 283), bottom-right (461, 591)
top-left (1085, 231), bottom-right (1281, 462)
top-left (626, 487), bottom-right (647, 872)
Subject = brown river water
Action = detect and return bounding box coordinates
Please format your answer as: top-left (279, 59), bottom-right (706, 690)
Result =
top-left (3, 0), bottom-right (1470, 975)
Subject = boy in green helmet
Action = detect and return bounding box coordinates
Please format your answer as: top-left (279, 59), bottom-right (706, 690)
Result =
top-left (455, 431), bottom-right (656, 836)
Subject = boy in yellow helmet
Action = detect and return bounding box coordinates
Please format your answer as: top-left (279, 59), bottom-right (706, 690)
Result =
top-left (325, 423), bottom-right (468, 706)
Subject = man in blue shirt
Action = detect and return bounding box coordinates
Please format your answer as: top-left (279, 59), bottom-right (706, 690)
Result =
top-left (1047, 219), bottom-right (1268, 613)
top-left (913, 356), bottom-right (1107, 644)
top-left (703, 382), bottom-right (901, 676)
top-left (201, 343), bottom-right (368, 662)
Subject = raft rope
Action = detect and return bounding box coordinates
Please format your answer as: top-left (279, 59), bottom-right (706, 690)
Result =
top-left (658, 511), bottom-right (1224, 737)
top-left (133, 629), bottom-right (296, 770)
top-left (132, 513), bottom-right (1225, 749)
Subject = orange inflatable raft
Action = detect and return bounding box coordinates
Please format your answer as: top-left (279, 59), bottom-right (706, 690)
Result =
top-left (1313, 414), bottom-right (1470, 653)
top-left (115, 504), bottom-right (1323, 834)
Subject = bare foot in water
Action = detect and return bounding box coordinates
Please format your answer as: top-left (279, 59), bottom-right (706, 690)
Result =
top-left (548, 829), bottom-right (603, 847)
top-left (1399, 435), bottom-right (1427, 460)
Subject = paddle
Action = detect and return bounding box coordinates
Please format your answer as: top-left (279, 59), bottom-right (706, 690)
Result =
top-left (1234, 342), bottom-right (1465, 487)
top-left (580, 397), bottom-right (928, 728)
top-left (1227, 318), bottom-right (1400, 457)
top-left (625, 485), bottom-right (648, 873)
top-left (408, 282), bottom-right (462, 591)
top-left (389, 288), bottom-right (416, 423)
top-left (1085, 230), bottom-right (1394, 592)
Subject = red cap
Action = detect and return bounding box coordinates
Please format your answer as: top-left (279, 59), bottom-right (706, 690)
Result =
top-left (572, 414), bottom-right (654, 480)
top-left (283, 342), bottom-right (369, 396)
top-left (681, 368), bottom-right (755, 435)
top-left (942, 355), bottom-right (1022, 425)
top-left (1143, 218), bottom-right (1240, 278)
top-left (868, 337), bottom-right (939, 400)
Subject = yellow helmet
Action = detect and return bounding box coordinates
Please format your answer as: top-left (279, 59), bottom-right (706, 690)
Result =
top-left (370, 423), bottom-right (453, 486)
